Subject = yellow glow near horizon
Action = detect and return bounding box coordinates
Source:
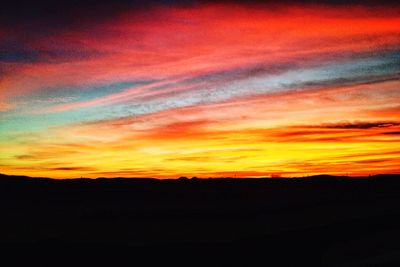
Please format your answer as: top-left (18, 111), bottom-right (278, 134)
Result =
top-left (1, 4), bottom-right (400, 178)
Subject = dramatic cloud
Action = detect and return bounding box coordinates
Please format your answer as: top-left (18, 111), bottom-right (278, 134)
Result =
top-left (1, 2), bottom-right (399, 178)
top-left (304, 121), bottom-right (400, 129)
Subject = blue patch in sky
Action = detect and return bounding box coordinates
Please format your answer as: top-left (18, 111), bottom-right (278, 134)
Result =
top-left (14, 80), bottom-right (156, 107)
top-left (0, 80), bottom-right (156, 135)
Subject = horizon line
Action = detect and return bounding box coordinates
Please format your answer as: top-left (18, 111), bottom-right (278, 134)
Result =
top-left (1, 172), bottom-right (399, 181)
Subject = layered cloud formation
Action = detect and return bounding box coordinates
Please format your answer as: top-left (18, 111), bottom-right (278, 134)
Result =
top-left (1, 3), bottom-right (400, 177)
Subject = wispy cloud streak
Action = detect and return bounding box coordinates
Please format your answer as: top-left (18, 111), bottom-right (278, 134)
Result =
top-left (1, 3), bottom-right (400, 177)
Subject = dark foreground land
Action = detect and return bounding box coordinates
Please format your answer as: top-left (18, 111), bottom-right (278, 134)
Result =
top-left (1, 173), bottom-right (400, 266)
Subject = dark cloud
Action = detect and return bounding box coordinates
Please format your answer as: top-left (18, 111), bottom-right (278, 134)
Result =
top-left (8, 165), bottom-right (96, 172)
top-left (0, 41), bottom-right (107, 63)
top-left (1, 0), bottom-right (398, 27)
top-left (311, 121), bottom-right (400, 129)
top-left (382, 131), bottom-right (400, 135)
top-left (0, 0), bottom-right (193, 28)
top-left (272, 122), bottom-right (400, 142)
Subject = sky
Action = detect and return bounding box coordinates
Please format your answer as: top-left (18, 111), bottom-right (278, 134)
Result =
top-left (1, 0), bottom-right (400, 178)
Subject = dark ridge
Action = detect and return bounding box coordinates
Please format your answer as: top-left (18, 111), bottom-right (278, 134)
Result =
top-left (1, 172), bottom-right (400, 266)
top-left (2, 172), bottom-right (398, 180)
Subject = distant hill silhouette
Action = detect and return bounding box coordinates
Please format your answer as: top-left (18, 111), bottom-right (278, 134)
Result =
top-left (1, 173), bottom-right (400, 266)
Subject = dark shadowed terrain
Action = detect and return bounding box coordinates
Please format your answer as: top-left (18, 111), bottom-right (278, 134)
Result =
top-left (1, 173), bottom-right (400, 266)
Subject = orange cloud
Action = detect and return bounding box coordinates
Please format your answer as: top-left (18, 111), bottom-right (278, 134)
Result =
top-left (1, 3), bottom-right (400, 178)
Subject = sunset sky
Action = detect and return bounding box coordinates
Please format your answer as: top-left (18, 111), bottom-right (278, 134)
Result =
top-left (1, 1), bottom-right (399, 178)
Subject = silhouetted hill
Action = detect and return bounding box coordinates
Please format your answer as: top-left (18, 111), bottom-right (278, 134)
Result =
top-left (1, 173), bottom-right (400, 266)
